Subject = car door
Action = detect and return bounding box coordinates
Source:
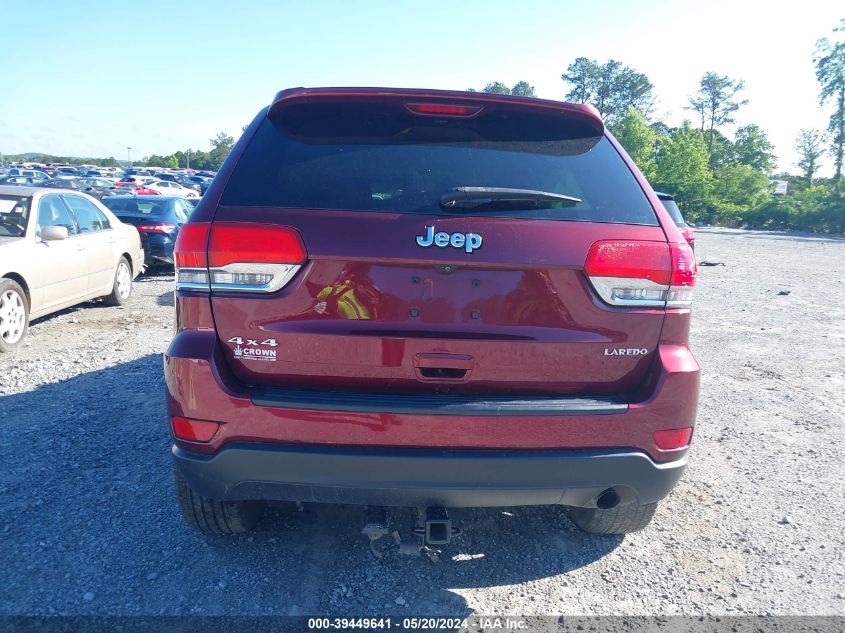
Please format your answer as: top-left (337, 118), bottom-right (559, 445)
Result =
top-left (28, 194), bottom-right (88, 315)
top-left (61, 195), bottom-right (117, 295)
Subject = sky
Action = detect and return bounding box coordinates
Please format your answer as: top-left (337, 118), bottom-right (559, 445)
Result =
top-left (1, 0), bottom-right (842, 175)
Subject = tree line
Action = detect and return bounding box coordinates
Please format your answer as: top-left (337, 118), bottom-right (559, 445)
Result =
top-left (8, 19), bottom-right (843, 232)
top-left (3, 132), bottom-right (236, 173)
top-left (470, 18), bottom-right (845, 233)
top-left (144, 132), bottom-right (234, 171)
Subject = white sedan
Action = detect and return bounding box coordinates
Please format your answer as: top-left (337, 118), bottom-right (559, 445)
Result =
top-left (144, 180), bottom-right (200, 198)
top-left (0, 186), bottom-right (145, 351)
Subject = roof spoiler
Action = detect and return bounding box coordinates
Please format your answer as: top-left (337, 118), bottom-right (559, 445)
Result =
top-left (267, 87), bottom-right (605, 135)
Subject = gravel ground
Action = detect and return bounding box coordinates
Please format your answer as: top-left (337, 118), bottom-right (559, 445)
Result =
top-left (1, 228), bottom-right (844, 618)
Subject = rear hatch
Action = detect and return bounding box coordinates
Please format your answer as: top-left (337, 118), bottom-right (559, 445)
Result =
top-left (206, 91), bottom-right (671, 397)
top-left (102, 198), bottom-right (177, 245)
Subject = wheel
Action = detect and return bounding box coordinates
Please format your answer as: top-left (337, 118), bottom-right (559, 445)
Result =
top-left (0, 279), bottom-right (29, 352)
top-left (174, 469), bottom-right (262, 535)
top-left (568, 502), bottom-right (657, 534)
top-left (102, 257), bottom-right (132, 306)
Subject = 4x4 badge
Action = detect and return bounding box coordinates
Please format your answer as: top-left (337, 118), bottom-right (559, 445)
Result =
top-left (416, 226), bottom-right (482, 253)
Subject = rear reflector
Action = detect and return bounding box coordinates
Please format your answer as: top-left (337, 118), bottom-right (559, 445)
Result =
top-left (585, 240), bottom-right (696, 308)
top-left (174, 222), bottom-right (306, 293)
top-left (405, 102), bottom-right (483, 117)
top-left (171, 416), bottom-right (220, 442)
top-left (653, 427), bottom-right (693, 450)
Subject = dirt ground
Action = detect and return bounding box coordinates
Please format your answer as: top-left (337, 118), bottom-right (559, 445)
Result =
top-left (1, 227), bottom-right (843, 617)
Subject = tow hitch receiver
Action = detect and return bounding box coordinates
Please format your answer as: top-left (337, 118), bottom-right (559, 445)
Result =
top-left (414, 507), bottom-right (454, 545)
top-left (361, 506), bottom-right (461, 561)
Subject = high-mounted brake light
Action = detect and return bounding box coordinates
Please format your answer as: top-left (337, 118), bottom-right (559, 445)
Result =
top-left (174, 222), bottom-right (306, 293)
top-left (584, 240), bottom-right (696, 308)
top-left (405, 102), bottom-right (483, 117)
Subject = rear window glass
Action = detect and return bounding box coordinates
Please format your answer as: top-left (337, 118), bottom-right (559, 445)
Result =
top-left (102, 198), bottom-right (168, 217)
top-left (221, 103), bottom-right (658, 225)
top-left (0, 194), bottom-right (31, 237)
top-left (659, 199), bottom-right (686, 225)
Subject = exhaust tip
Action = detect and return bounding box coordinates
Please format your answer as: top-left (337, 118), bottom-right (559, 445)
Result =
top-left (596, 488), bottom-right (621, 510)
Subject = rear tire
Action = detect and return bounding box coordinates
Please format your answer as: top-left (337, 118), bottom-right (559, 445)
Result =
top-left (0, 279), bottom-right (29, 352)
top-left (174, 469), bottom-right (262, 535)
top-left (568, 502), bottom-right (657, 534)
top-left (102, 257), bottom-right (132, 306)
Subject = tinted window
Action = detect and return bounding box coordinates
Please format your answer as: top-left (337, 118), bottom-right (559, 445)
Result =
top-left (102, 197), bottom-right (168, 218)
top-left (173, 200), bottom-right (191, 222)
top-left (0, 194), bottom-right (32, 237)
top-left (659, 199), bottom-right (686, 225)
top-left (63, 196), bottom-right (110, 232)
top-left (46, 179), bottom-right (77, 189)
top-left (37, 195), bottom-right (78, 235)
top-left (222, 106), bottom-right (657, 224)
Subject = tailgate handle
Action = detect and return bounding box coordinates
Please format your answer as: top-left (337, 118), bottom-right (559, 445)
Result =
top-left (414, 353), bottom-right (474, 382)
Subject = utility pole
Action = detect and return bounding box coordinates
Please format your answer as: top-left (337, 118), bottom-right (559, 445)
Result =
top-left (127, 146), bottom-right (132, 168)
top-left (187, 149), bottom-right (191, 170)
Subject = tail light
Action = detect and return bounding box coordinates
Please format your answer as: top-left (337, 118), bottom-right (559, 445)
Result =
top-left (681, 226), bottom-right (696, 247)
top-left (136, 223), bottom-right (176, 234)
top-left (584, 240), bottom-right (696, 308)
top-left (174, 222), bottom-right (306, 293)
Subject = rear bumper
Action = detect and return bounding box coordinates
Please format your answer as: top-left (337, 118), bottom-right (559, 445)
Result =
top-left (140, 236), bottom-right (174, 264)
top-left (164, 329), bottom-right (699, 463)
top-left (173, 443), bottom-right (687, 508)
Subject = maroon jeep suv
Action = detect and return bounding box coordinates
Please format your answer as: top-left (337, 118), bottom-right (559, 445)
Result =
top-left (165, 87), bottom-right (699, 539)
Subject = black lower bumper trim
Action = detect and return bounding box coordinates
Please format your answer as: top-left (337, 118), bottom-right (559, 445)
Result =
top-left (251, 387), bottom-right (627, 416)
top-left (173, 444), bottom-right (686, 508)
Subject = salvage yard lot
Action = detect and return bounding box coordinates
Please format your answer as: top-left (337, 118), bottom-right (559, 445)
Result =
top-left (1, 228), bottom-right (843, 616)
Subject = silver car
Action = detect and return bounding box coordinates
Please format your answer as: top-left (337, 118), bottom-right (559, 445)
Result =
top-left (0, 186), bottom-right (145, 351)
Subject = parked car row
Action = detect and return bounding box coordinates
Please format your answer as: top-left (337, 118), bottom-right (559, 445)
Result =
top-left (114, 178), bottom-right (202, 198)
top-left (0, 185), bottom-right (145, 352)
top-left (0, 164), bottom-right (216, 196)
top-left (0, 160), bottom-right (212, 350)
top-left (0, 169), bottom-right (212, 200)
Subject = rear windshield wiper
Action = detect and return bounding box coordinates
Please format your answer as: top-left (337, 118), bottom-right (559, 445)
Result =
top-left (440, 187), bottom-right (581, 210)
